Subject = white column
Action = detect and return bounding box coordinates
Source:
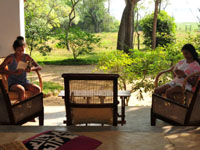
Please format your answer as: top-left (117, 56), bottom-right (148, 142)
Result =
top-left (0, 0), bottom-right (25, 58)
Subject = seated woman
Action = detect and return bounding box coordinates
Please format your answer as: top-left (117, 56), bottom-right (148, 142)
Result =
top-left (0, 36), bottom-right (41, 101)
top-left (154, 44), bottom-right (200, 102)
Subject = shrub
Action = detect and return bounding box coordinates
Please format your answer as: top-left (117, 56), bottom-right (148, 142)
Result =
top-left (96, 44), bottom-right (182, 99)
top-left (140, 11), bottom-right (176, 48)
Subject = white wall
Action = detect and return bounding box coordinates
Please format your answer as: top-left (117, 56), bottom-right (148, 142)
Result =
top-left (0, 0), bottom-right (25, 58)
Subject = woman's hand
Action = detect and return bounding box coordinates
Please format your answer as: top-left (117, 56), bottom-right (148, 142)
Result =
top-left (30, 66), bottom-right (42, 71)
top-left (25, 67), bottom-right (31, 72)
top-left (174, 69), bottom-right (186, 78)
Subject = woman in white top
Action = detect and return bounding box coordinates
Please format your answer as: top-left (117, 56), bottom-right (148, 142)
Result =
top-left (154, 44), bottom-right (200, 102)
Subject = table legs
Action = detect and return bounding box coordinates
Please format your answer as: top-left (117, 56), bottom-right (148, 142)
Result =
top-left (117, 96), bottom-right (127, 125)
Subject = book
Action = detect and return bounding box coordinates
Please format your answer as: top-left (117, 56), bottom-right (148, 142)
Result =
top-left (16, 61), bottom-right (28, 70)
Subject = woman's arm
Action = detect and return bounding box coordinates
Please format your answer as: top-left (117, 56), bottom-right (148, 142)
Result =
top-left (25, 54), bottom-right (42, 72)
top-left (0, 56), bottom-right (13, 75)
top-left (0, 56), bottom-right (24, 76)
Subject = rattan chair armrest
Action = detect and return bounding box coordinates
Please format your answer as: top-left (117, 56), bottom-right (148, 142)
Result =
top-left (0, 74), bottom-right (8, 92)
top-left (35, 70), bottom-right (43, 91)
top-left (154, 66), bottom-right (174, 88)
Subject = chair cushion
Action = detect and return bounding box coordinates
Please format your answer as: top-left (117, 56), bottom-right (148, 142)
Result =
top-left (72, 108), bottom-right (113, 125)
top-left (23, 130), bottom-right (102, 150)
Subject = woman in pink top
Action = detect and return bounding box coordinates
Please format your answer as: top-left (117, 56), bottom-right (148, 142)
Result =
top-left (154, 44), bottom-right (200, 101)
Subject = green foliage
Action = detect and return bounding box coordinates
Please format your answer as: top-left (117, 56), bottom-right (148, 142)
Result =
top-left (163, 43), bottom-right (183, 65)
top-left (34, 81), bottom-right (63, 95)
top-left (140, 11), bottom-right (176, 48)
top-left (128, 48), bottom-right (170, 98)
top-left (24, 0), bottom-right (60, 55)
top-left (68, 27), bottom-right (101, 60)
top-left (38, 45), bottom-right (52, 56)
top-left (194, 34), bottom-right (200, 51)
top-left (96, 43), bottom-right (182, 99)
top-left (96, 50), bottom-right (133, 90)
top-left (183, 33), bottom-right (200, 52)
top-left (176, 22), bottom-right (199, 32)
top-left (101, 16), bottom-right (120, 32)
top-left (129, 48), bottom-right (169, 78)
top-left (77, 0), bottom-right (118, 33)
top-left (57, 27), bottom-right (101, 60)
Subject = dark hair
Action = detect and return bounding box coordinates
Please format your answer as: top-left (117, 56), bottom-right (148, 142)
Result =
top-left (12, 36), bottom-right (25, 50)
top-left (181, 44), bottom-right (200, 64)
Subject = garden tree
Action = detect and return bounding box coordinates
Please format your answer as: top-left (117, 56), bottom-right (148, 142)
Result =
top-left (64, 27), bottom-right (101, 60)
top-left (117, 0), bottom-right (140, 53)
top-left (140, 11), bottom-right (176, 48)
top-left (96, 43), bottom-right (182, 99)
top-left (25, 0), bottom-right (62, 55)
top-left (196, 9), bottom-right (200, 50)
top-left (107, 0), bottom-right (111, 13)
top-left (159, 0), bottom-right (170, 11)
top-left (135, 7), bottom-right (141, 50)
top-left (152, 0), bottom-right (161, 49)
top-left (64, 0), bottom-right (81, 50)
top-left (77, 0), bottom-right (117, 33)
top-left (134, 2), bottom-right (146, 50)
top-left (198, 8), bottom-right (200, 29)
top-left (153, 0), bottom-right (171, 49)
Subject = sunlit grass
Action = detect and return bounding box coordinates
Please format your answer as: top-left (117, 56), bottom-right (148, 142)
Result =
top-left (31, 48), bottom-right (114, 65)
top-left (34, 81), bottom-right (63, 96)
top-left (176, 31), bottom-right (198, 43)
top-left (29, 30), bottom-right (199, 66)
top-left (28, 29), bottom-right (199, 96)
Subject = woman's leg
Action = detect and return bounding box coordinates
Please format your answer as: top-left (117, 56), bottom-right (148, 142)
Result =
top-left (165, 86), bottom-right (183, 102)
top-left (154, 84), bottom-right (171, 96)
top-left (24, 83), bottom-right (41, 96)
top-left (10, 84), bottom-right (26, 101)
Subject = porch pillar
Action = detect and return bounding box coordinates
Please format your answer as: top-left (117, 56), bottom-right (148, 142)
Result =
top-left (0, 0), bottom-right (25, 58)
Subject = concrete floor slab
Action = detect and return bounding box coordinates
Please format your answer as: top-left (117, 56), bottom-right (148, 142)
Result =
top-left (1, 106), bottom-right (200, 149)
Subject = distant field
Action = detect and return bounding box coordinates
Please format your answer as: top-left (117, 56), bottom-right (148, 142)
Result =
top-left (176, 22), bottom-right (199, 32)
top-left (31, 33), bottom-right (117, 65)
top-left (31, 23), bottom-right (199, 65)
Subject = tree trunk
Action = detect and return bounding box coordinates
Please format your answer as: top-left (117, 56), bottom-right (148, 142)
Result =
top-left (117, 0), bottom-right (140, 53)
top-left (152, 0), bottom-right (160, 49)
top-left (107, 0), bottom-right (111, 13)
top-left (135, 10), bottom-right (140, 50)
top-left (132, 7), bottom-right (135, 50)
top-left (65, 0), bottom-right (80, 51)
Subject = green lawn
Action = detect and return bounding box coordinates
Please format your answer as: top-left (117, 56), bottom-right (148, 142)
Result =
top-left (28, 27), bottom-right (199, 96)
top-left (30, 32), bottom-right (118, 65)
top-left (30, 28), bottom-right (199, 66)
top-left (176, 22), bottom-right (199, 32)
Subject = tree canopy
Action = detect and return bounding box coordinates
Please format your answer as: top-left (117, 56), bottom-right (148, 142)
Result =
top-left (140, 10), bottom-right (176, 48)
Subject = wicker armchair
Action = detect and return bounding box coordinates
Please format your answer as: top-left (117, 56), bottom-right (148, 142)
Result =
top-left (62, 73), bottom-right (119, 126)
top-left (154, 66), bottom-right (199, 105)
top-left (0, 79), bottom-right (44, 125)
top-left (152, 70), bottom-right (200, 126)
top-left (151, 80), bottom-right (200, 125)
top-left (0, 69), bottom-right (42, 103)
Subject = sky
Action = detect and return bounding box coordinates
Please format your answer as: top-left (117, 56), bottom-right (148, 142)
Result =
top-left (108, 0), bottom-right (200, 23)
